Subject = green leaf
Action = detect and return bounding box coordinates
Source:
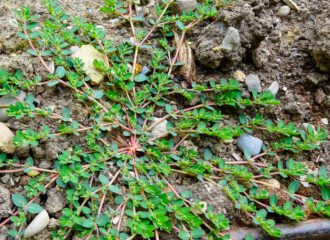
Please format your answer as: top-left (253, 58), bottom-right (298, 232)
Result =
top-left (115, 196), bottom-right (124, 204)
top-left (191, 228), bottom-right (204, 238)
top-left (165, 104), bottom-right (173, 113)
top-left (178, 230), bottom-right (189, 240)
top-left (288, 180), bottom-right (300, 193)
top-left (321, 187), bottom-right (330, 201)
top-left (27, 203), bottom-right (43, 214)
top-left (109, 185), bottom-right (121, 194)
top-left (61, 108), bottom-right (71, 122)
top-left (96, 213), bottom-right (110, 227)
top-left (181, 190), bottom-right (192, 199)
top-left (243, 149), bottom-right (251, 160)
top-left (81, 219), bottom-right (94, 228)
top-left (99, 174), bottom-right (109, 185)
top-left (17, 32), bottom-right (28, 40)
top-left (134, 73), bottom-right (148, 82)
top-left (55, 66), bottom-right (66, 78)
top-left (203, 148), bottom-right (212, 161)
top-left (93, 90), bottom-right (104, 99)
top-left (175, 20), bottom-right (185, 30)
top-left (7, 229), bottom-right (18, 237)
top-left (12, 194), bottom-right (27, 208)
top-left (27, 48), bottom-right (38, 56)
top-left (245, 234), bottom-right (254, 240)
top-left (47, 80), bottom-right (60, 87)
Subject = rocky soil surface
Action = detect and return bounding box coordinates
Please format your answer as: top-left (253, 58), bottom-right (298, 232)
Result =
top-left (0, 0), bottom-right (329, 239)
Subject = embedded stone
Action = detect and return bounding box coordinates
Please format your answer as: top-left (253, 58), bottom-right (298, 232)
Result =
top-left (245, 74), bottom-right (262, 92)
top-left (23, 210), bottom-right (50, 238)
top-left (71, 45), bottom-right (107, 85)
top-left (237, 134), bottom-right (263, 157)
top-left (0, 123), bottom-right (15, 154)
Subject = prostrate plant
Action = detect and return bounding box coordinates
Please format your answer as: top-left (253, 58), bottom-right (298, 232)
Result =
top-left (0, 0), bottom-right (329, 239)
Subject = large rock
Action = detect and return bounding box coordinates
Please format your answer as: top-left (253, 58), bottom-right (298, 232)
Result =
top-left (71, 45), bottom-right (107, 84)
top-left (0, 122), bottom-right (15, 153)
top-left (45, 188), bottom-right (67, 213)
top-left (24, 210), bottom-right (50, 238)
top-left (237, 134), bottom-right (263, 157)
top-left (0, 185), bottom-right (12, 219)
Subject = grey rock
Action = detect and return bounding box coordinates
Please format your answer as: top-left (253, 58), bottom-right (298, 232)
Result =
top-left (267, 81), bottom-right (280, 95)
top-left (245, 74), bottom-right (262, 92)
top-left (306, 72), bottom-right (328, 85)
top-left (45, 188), bottom-right (67, 213)
top-left (151, 118), bottom-right (168, 138)
top-left (0, 185), bottom-right (12, 218)
top-left (45, 141), bottom-right (62, 161)
top-left (32, 146), bottom-right (46, 160)
top-left (0, 91), bottom-right (25, 121)
top-left (277, 5), bottom-right (291, 17)
top-left (171, 0), bottom-right (197, 14)
top-left (1, 175), bottom-right (11, 184)
top-left (24, 210), bottom-right (50, 238)
top-left (284, 102), bottom-right (303, 116)
top-left (0, 95), bottom-right (19, 122)
top-left (220, 27), bottom-right (240, 52)
top-left (237, 134), bottom-right (263, 157)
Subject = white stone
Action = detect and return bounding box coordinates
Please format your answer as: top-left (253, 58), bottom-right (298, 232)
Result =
top-left (0, 123), bottom-right (15, 154)
top-left (23, 210), bottom-right (49, 238)
top-left (8, 19), bottom-right (18, 28)
top-left (220, 27), bottom-right (241, 52)
top-left (151, 118), bottom-right (168, 138)
top-left (321, 118), bottom-right (328, 125)
top-left (48, 61), bottom-right (55, 74)
top-left (245, 74), bottom-right (262, 92)
top-left (277, 5), bottom-right (291, 17)
top-left (282, 0), bottom-right (300, 11)
top-left (267, 81), bottom-right (280, 95)
top-left (71, 45), bottom-right (107, 85)
top-left (112, 216), bottom-right (120, 225)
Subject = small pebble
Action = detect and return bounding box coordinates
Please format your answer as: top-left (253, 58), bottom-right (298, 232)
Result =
top-left (237, 134), bottom-right (263, 157)
top-left (277, 5), bottom-right (291, 17)
top-left (8, 19), bottom-right (18, 28)
top-left (27, 170), bottom-right (40, 177)
top-left (233, 70), bottom-right (246, 82)
top-left (245, 74), bottom-right (262, 92)
top-left (220, 27), bottom-right (241, 52)
top-left (151, 118), bottom-right (168, 138)
top-left (321, 118), bottom-right (328, 125)
top-left (23, 210), bottom-right (50, 238)
top-left (0, 123), bottom-right (15, 154)
top-left (267, 81), bottom-right (280, 95)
